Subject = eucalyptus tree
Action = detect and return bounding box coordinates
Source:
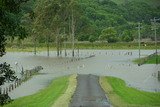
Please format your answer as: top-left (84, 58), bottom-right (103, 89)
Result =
top-left (69, 0), bottom-right (83, 57)
top-left (33, 0), bottom-right (72, 56)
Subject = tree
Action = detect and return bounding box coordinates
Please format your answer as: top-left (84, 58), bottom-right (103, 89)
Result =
top-left (89, 35), bottom-right (96, 43)
top-left (0, 0), bottom-right (30, 56)
top-left (89, 35), bottom-right (96, 48)
top-left (0, 63), bottom-right (16, 86)
top-left (0, 0), bottom-right (29, 105)
top-left (121, 30), bottom-right (134, 42)
top-left (33, 0), bottom-right (73, 56)
top-left (99, 27), bottom-right (118, 43)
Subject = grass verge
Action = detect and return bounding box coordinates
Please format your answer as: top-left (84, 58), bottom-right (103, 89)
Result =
top-left (3, 76), bottom-right (69, 107)
top-left (52, 74), bottom-right (77, 107)
top-left (100, 76), bottom-right (160, 107)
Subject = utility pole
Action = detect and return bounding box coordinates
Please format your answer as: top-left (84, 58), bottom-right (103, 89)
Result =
top-left (32, 29), bottom-right (37, 55)
top-left (64, 28), bottom-right (67, 57)
top-left (151, 17), bottom-right (160, 64)
top-left (46, 35), bottom-right (49, 57)
top-left (136, 22), bottom-right (143, 66)
top-left (71, 8), bottom-right (75, 57)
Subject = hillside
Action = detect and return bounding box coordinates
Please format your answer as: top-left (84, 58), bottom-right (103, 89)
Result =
top-left (16, 0), bottom-right (160, 43)
top-left (111, 0), bottom-right (160, 6)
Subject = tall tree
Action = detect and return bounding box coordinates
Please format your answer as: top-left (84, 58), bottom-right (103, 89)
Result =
top-left (99, 27), bottom-right (118, 43)
top-left (0, 0), bottom-right (29, 104)
top-left (33, 0), bottom-right (72, 56)
top-left (0, 0), bottom-right (29, 56)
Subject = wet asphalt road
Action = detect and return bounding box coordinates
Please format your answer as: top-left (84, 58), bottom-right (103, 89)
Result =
top-left (70, 74), bottom-right (110, 107)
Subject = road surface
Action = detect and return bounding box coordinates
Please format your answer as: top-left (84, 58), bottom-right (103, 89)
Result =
top-left (70, 74), bottom-right (110, 107)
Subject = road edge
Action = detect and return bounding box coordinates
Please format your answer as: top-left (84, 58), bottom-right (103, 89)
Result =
top-left (99, 76), bottom-right (127, 107)
top-left (52, 74), bottom-right (77, 107)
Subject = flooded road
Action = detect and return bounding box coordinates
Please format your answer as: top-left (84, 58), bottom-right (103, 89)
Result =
top-left (0, 49), bottom-right (160, 99)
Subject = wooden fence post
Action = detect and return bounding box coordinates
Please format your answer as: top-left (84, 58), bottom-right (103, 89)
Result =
top-left (3, 88), bottom-right (5, 94)
top-left (6, 87), bottom-right (8, 94)
top-left (158, 71), bottom-right (160, 81)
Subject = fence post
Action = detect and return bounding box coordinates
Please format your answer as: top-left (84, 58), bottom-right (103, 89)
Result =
top-left (9, 85), bottom-right (11, 92)
top-left (158, 71), bottom-right (160, 81)
top-left (6, 87), bottom-right (8, 94)
top-left (3, 88), bottom-right (5, 94)
top-left (14, 82), bottom-right (17, 88)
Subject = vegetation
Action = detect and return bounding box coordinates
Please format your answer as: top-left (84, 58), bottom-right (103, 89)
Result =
top-left (6, 42), bottom-right (160, 52)
top-left (134, 55), bottom-right (160, 64)
top-left (4, 0), bottom-right (160, 50)
top-left (3, 76), bottom-right (69, 107)
top-left (0, 0), bottom-right (31, 104)
top-left (0, 0), bottom-right (32, 56)
top-left (99, 27), bottom-right (118, 43)
top-left (111, 0), bottom-right (160, 7)
top-left (52, 74), bottom-right (77, 107)
top-left (0, 63), bottom-right (17, 105)
top-left (100, 76), bottom-right (160, 107)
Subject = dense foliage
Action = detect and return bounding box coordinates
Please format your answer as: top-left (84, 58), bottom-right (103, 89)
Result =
top-left (29, 0), bottom-right (160, 43)
top-left (0, 62), bottom-right (16, 86)
top-left (0, 0), bottom-right (34, 55)
top-left (0, 0), bottom-right (29, 105)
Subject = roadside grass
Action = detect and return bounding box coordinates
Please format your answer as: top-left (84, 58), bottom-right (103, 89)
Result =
top-left (3, 76), bottom-right (69, 107)
top-left (52, 74), bottom-right (77, 107)
top-left (100, 76), bottom-right (160, 107)
top-left (133, 55), bottom-right (160, 64)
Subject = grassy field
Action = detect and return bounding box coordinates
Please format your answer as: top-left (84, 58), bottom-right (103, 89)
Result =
top-left (100, 77), bottom-right (160, 107)
top-left (134, 55), bottom-right (160, 64)
top-left (3, 76), bottom-right (69, 107)
top-left (6, 42), bottom-right (159, 52)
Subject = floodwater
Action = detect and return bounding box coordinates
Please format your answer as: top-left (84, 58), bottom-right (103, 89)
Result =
top-left (0, 49), bottom-right (160, 99)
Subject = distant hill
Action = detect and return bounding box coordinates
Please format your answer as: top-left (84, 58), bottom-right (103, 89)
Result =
top-left (29, 0), bottom-right (160, 42)
top-left (111, 0), bottom-right (160, 7)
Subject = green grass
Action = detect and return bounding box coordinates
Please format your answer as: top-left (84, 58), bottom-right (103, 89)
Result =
top-left (134, 55), bottom-right (160, 64)
top-left (3, 76), bottom-right (69, 107)
top-left (6, 42), bottom-right (159, 52)
top-left (145, 55), bottom-right (160, 64)
top-left (106, 77), bottom-right (160, 106)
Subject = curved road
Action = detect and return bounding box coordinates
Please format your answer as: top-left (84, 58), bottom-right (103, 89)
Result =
top-left (70, 74), bottom-right (110, 107)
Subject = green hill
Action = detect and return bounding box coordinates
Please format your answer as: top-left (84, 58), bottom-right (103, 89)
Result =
top-left (111, 0), bottom-right (160, 6)
top-left (19, 0), bottom-right (160, 43)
